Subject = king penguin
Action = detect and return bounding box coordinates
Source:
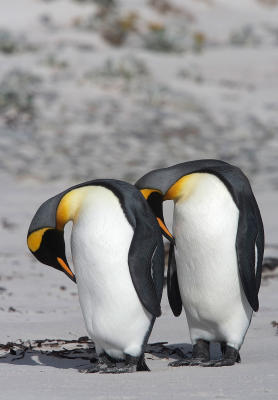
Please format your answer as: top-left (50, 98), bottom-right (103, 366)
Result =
top-left (27, 179), bottom-right (164, 373)
top-left (135, 159), bottom-right (264, 367)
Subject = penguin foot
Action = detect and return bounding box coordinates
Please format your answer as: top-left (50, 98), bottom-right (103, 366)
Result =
top-left (202, 359), bottom-right (236, 367)
top-left (202, 345), bottom-right (241, 367)
top-left (169, 358), bottom-right (208, 367)
top-left (100, 355), bottom-right (149, 374)
top-left (79, 365), bottom-right (101, 373)
top-left (169, 339), bottom-right (210, 367)
top-left (99, 364), bottom-right (137, 374)
top-left (79, 353), bottom-right (117, 373)
top-left (81, 354), bottom-right (150, 374)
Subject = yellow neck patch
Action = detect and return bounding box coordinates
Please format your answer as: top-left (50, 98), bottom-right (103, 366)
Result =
top-left (56, 186), bottom-right (93, 230)
top-left (164, 173), bottom-right (202, 202)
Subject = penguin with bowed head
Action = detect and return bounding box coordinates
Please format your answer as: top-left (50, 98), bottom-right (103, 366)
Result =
top-left (27, 179), bottom-right (164, 373)
top-left (135, 159), bottom-right (264, 367)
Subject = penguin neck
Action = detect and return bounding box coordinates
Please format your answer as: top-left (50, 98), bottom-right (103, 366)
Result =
top-left (56, 187), bottom-right (93, 230)
top-left (164, 173), bottom-right (203, 204)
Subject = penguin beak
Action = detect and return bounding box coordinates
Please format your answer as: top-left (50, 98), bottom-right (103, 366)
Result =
top-left (156, 217), bottom-right (174, 243)
top-left (56, 256), bottom-right (76, 283)
top-left (140, 189), bottom-right (174, 243)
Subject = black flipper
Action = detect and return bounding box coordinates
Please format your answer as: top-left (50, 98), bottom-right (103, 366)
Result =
top-left (128, 201), bottom-right (164, 318)
top-left (167, 242), bottom-right (182, 316)
top-left (253, 199), bottom-right (264, 296)
top-left (236, 191), bottom-right (263, 311)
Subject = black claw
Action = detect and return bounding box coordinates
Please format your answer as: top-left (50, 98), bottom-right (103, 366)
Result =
top-left (202, 358), bottom-right (236, 367)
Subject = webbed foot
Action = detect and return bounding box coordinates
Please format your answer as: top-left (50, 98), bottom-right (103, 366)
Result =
top-left (79, 365), bottom-right (101, 373)
top-left (79, 353), bottom-right (116, 373)
top-left (202, 345), bottom-right (240, 367)
top-left (169, 339), bottom-right (210, 367)
top-left (202, 359), bottom-right (236, 367)
top-left (99, 364), bottom-right (137, 374)
top-left (80, 353), bottom-right (150, 374)
top-left (169, 358), bottom-right (207, 367)
top-left (100, 354), bottom-right (149, 374)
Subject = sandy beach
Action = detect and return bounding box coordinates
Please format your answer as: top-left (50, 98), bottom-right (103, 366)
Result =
top-left (0, 174), bottom-right (277, 399)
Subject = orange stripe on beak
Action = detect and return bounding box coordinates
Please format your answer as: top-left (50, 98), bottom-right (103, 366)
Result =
top-left (57, 257), bottom-right (75, 278)
top-left (157, 217), bottom-right (173, 239)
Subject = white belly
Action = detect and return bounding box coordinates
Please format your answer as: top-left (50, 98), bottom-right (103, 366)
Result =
top-left (173, 174), bottom-right (252, 349)
top-left (71, 186), bottom-right (152, 359)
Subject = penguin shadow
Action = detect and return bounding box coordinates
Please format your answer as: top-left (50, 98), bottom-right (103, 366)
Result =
top-left (0, 338), bottom-right (96, 371)
top-left (145, 342), bottom-right (192, 362)
top-left (147, 342), bottom-right (222, 363)
top-left (0, 338), bottom-right (222, 371)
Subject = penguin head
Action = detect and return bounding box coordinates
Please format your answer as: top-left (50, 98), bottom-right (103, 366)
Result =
top-left (27, 192), bottom-right (77, 283)
top-left (135, 164), bottom-right (206, 242)
top-left (27, 227), bottom-right (75, 282)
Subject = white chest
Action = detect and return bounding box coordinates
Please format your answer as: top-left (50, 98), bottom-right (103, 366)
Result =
top-left (173, 174), bottom-right (246, 325)
top-left (70, 186), bottom-right (151, 356)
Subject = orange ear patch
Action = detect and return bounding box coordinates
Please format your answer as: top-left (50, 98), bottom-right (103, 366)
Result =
top-left (27, 228), bottom-right (53, 252)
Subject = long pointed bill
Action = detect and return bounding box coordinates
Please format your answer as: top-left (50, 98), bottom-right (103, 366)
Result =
top-left (140, 188), bottom-right (175, 243)
top-left (57, 257), bottom-right (76, 283)
top-left (157, 217), bottom-right (174, 242)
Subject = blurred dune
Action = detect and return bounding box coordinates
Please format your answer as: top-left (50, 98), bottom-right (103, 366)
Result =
top-left (0, 0), bottom-right (277, 188)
